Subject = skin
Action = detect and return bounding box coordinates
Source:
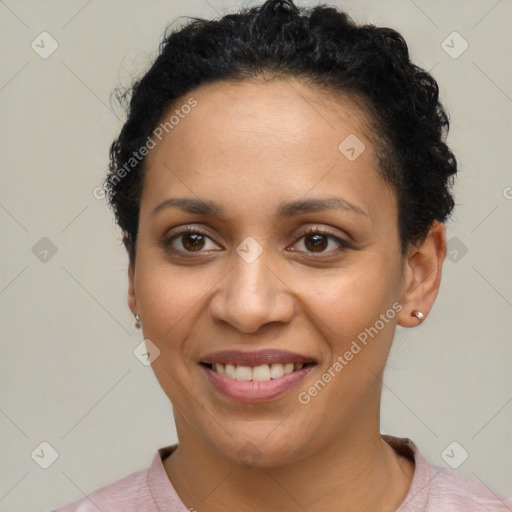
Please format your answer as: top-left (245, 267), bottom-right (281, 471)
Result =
top-left (127, 79), bottom-right (447, 511)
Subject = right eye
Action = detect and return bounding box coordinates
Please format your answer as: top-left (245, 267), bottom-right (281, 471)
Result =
top-left (162, 226), bottom-right (222, 254)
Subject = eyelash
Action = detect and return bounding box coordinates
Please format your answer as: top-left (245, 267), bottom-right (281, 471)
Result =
top-left (161, 225), bottom-right (352, 257)
top-left (290, 226), bottom-right (352, 253)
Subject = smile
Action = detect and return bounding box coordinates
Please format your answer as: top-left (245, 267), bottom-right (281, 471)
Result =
top-left (209, 362), bottom-right (308, 381)
top-left (200, 350), bottom-right (317, 402)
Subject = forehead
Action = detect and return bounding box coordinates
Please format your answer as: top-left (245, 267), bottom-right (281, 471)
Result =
top-left (140, 79), bottom-right (393, 220)
top-left (161, 78), bottom-right (374, 151)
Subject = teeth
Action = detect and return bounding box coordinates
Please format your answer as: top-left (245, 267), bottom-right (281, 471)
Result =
top-left (225, 363), bottom-right (236, 379)
top-left (212, 362), bottom-right (306, 381)
top-left (252, 364), bottom-right (271, 381)
top-left (269, 363), bottom-right (284, 379)
top-left (234, 365), bottom-right (252, 381)
top-left (283, 363), bottom-right (294, 375)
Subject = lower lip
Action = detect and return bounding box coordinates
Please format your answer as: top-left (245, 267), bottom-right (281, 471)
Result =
top-left (202, 365), bottom-right (315, 403)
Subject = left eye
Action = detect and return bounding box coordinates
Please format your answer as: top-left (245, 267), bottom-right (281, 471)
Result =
top-left (290, 229), bottom-right (350, 254)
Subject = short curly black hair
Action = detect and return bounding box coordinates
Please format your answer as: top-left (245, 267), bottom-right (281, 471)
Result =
top-left (105, 0), bottom-right (457, 263)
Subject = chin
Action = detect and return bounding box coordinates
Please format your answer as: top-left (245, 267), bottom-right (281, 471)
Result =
top-left (201, 422), bottom-right (318, 469)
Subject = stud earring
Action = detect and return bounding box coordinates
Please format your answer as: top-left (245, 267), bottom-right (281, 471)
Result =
top-left (411, 310), bottom-right (424, 322)
top-left (134, 314), bottom-right (141, 329)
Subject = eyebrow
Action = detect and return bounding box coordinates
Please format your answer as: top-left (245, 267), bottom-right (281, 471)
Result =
top-left (150, 196), bottom-right (369, 219)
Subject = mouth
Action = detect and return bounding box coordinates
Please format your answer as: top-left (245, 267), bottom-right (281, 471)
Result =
top-left (200, 350), bottom-right (317, 403)
top-left (200, 361), bottom-right (316, 381)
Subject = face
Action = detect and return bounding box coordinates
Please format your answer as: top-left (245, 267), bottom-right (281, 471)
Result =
top-left (129, 79), bottom-right (410, 467)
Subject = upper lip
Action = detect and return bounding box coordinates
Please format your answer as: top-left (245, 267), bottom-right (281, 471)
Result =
top-left (201, 349), bottom-right (316, 367)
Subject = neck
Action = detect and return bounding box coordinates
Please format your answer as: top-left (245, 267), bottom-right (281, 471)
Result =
top-left (164, 412), bottom-right (414, 512)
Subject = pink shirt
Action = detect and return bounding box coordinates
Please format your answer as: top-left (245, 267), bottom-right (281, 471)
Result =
top-left (50, 435), bottom-right (512, 511)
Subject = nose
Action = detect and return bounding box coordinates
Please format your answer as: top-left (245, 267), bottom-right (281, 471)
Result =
top-left (209, 249), bottom-right (296, 335)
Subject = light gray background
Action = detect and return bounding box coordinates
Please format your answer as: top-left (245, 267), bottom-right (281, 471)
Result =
top-left (1, 1), bottom-right (511, 511)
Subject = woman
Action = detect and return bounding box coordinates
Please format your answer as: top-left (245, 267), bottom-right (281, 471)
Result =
top-left (52, 0), bottom-right (511, 510)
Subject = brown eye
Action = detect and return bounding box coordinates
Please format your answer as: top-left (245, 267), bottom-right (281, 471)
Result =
top-left (303, 233), bottom-right (329, 252)
top-left (162, 227), bottom-right (220, 254)
top-left (181, 233), bottom-right (206, 251)
top-left (290, 227), bottom-right (351, 255)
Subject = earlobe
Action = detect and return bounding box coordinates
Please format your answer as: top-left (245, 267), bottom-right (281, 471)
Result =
top-left (397, 221), bottom-right (447, 328)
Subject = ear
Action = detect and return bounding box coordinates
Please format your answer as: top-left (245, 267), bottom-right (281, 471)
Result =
top-left (397, 221), bottom-right (447, 328)
top-left (127, 258), bottom-right (137, 317)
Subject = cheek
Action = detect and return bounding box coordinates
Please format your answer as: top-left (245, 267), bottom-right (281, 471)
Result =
top-left (133, 258), bottom-right (211, 369)
top-left (292, 270), bottom-right (400, 423)
top-left (134, 261), bottom-right (204, 406)
top-left (135, 255), bottom-right (215, 326)
top-left (294, 259), bottom-right (400, 343)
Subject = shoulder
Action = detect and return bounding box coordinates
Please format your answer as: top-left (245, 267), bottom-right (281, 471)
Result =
top-left (48, 445), bottom-right (182, 512)
top-left (383, 435), bottom-right (512, 512)
top-left (50, 466), bottom-right (154, 512)
top-left (426, 462), bottom-right (512, 512)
